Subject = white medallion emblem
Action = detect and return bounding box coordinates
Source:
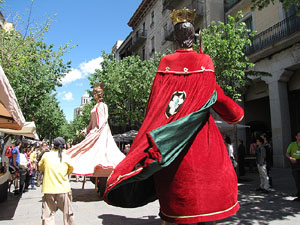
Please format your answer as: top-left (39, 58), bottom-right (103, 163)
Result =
top-left (165, 91), bottom-right (186, 118)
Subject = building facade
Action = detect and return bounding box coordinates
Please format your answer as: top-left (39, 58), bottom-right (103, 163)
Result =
top-left (114, 0), bottom-right (300, 168)
top-left (73, 93), bottom-right (90, 120)
top-left (114, 0), bottom-right (224, 60)
top-left (226, 0), bottom-right (300, 167)
top-left (0, 11), bottom-right (14, 31)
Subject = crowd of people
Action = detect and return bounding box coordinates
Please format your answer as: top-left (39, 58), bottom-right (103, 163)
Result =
top-left (223, 133), bottom-right (273, 194)
top-left (3, 139), bottom-right (58, 196)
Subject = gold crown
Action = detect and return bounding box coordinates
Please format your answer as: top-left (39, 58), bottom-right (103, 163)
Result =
top-left (170, 8), bottom-right (196, 25)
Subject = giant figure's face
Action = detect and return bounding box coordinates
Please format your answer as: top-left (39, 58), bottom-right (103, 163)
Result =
top-left (93, 87), bottom-right (103, 102)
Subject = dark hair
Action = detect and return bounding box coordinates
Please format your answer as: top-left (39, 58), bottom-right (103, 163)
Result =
top-left (174, 22), bottom-right (195, 49)
top-left (225, 136), bottom-right (231, 145)
top-left (295, 131), bottom-right (300, 137)
top-left (53, 137), bottom-right (65, 162)
top-left (261, 133), bottom-right (267, 138)
top-left (238, 139), bottom-right (243, 144)
top-left (15, 140), bottom-right (22, 146)
top-left (256, 137), bottom-right (264, 144)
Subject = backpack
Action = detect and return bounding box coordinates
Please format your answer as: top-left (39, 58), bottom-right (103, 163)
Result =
top-left (5, 146), bottom-right (12, 158)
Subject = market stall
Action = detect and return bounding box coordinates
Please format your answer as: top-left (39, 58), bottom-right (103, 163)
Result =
top-left (0, 65), bottom-right (25, 130)
top-left (113, 130), bottom-right (138, 151)
top-left (0, 65), bottom-right (26, 202)
top-left (0, 121), bottom-right (39, 140)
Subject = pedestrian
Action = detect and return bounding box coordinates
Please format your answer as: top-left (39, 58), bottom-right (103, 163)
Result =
top-left (36, 142), bottom-right (49, 187)
top-left (286, 131), bottom-right (300, 201)
top-left (237, 139), bottom-right (246, 176)
top-left (29, 145), bottom-right (37, 190)
top-left (104, 8), bottom-right (244, 225)
top-left (225, 136), bottom-right (236, 168)
top-left (261, 133), bottom-right (273, 187)
top-left (255, 137), bottom-right (270, 193)
top-left (21, 145), bottom-right (32, 192)
top-left (39, 137), bottom-right (75, 225)
top-left (124, 144), bottom-right (130, 155)
top-left (9, 140), bottom-right (26, 196)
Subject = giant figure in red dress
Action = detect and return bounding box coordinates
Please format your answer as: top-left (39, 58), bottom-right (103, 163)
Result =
top-left (104, 8), bottom-right (244, 224)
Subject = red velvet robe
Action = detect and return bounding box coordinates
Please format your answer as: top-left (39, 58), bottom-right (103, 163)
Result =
top-left (104, 50), bottom-right (244, 224)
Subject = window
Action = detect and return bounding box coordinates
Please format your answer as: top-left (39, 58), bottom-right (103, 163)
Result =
top-left (163, 24), bottom-right (167, 37)
top-left (151, 37), bottom-right (155, 53)
top-left (286, 4), bottom-right (297, 18)
top-left (142, 47), bottom-right (146, 61)
top-left (224, 0), bottom-right (241, 12)
top-left (151, 11), bottom-right (155, 27)
top-left (143, 22), bottom-right (146, 34)
top-left (162, 24), bottom-right (168, 43)
top-left (243, 16), bottom-right (253, 31)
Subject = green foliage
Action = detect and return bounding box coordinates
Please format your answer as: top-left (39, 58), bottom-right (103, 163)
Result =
top-left (251, 0), bottom-right (300, 15)
top-left (34, 94), bottom-right (66, 141)
top-left (194, 11), bottom-right (255, 101)
top-left (69, 101), bottom-right (94, 144)
top-left (89, 51), bottom-right (160, 132)
top-left (0, 13), bottom-right (74, 140)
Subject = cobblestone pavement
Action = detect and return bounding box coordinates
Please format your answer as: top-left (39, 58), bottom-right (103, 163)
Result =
top-left (0, 168), bottom-right (300, 225)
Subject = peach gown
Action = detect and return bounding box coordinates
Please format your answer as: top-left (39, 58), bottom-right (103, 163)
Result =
top-left (66, 102), bottom-right (125, 177)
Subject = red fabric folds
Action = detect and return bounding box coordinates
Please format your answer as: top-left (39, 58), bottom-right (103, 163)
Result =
top-left (104, 50), bottom-right (244, 223)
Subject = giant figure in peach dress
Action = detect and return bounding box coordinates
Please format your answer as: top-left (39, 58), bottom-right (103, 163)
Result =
top-left (66, 83), bottom-right (125, 177)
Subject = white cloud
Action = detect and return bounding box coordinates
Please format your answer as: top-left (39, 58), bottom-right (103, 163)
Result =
top-left (62, 92), bottom-right (74, 101)
top-left (79, 57), bottom-right (103, 76)
top-left (75, 82), bottom-right (84, 87)
top-left (61, 69), bottom-right (83, 84)
top-left (61, 57), bottom-right (103, 86)
top-left (57, 91), bottom-right (66, 96)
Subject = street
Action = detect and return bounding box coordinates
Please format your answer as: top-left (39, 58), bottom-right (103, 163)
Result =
top-left (1, 168), bottom-right (300, 225)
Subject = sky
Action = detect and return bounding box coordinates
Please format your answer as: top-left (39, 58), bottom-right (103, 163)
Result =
top-left (3, 0), bottom-right (143, 122)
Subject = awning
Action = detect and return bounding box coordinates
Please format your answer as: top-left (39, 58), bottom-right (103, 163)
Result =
top-left (0, 65), bottom-right (25, 130)
top-left (113, 130), bottom-right (138, 142)
top-left (0, 121), bottom-right (39, 140)
top-left (215, 120), bottom-right (250, 132)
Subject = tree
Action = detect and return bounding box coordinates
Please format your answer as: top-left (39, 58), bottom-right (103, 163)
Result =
top-left (69, 101), bottom-right (94, 144)
top-left (251, 0), bottom-right (300, 15)
top-left (195, 11), bottom-right (256, 101)
top-left (89, 52), bottom-right (160, 132)
top-left (0, 8), bottom-right (73, 140)
top-left (34, 94), bottom-right (66, 140)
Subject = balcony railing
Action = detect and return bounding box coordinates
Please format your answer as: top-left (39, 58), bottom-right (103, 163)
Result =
top-left (163, 0), bottom-right (204, 16)
top-left (163, 0), bottom-right (182, 10)
top-left (245, 14), bottom-right (300, 55)
top-left (224, 0), bottom-right (241, 12)
top-left (130, 29), bottom-right (147, 51)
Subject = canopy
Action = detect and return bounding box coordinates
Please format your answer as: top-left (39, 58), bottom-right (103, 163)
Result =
top-left (0, 121), bottom-right (39, 140)
top-left (113, 130), bottom-right (138, 142)
top-left (215, 120), bottom-right (250, 132)
top-left (113, 122), bottom-right (249, 142)
top-left (0, 65), bottom-right (25, 130)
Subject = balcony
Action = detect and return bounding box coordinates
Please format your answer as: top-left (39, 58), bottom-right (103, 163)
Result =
top-left (163, 0), bottom-right (182, 10)
top-left (118, 37), bottom-right (133, 59)
top-left (130, 29), bottom-right (147, 51)
top-left (163, 0), bottom-right (204, 17)
top-left (245, 14), bottom-right (300, 60)
top-left (224, 0), bottom-right (242, 12)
